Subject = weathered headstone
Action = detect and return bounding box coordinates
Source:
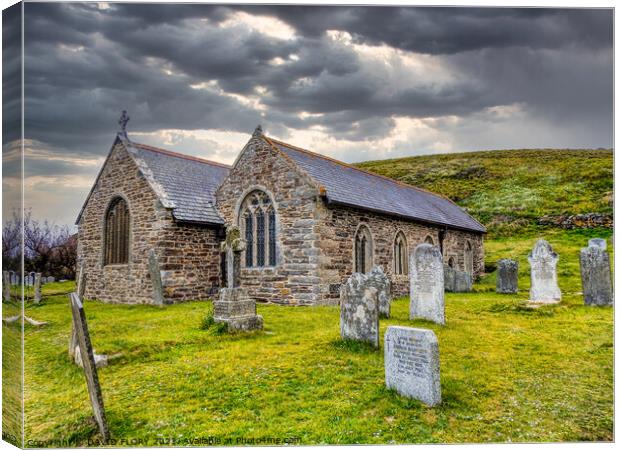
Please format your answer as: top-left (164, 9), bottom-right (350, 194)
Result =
top-left (384, 326), bottom-right (441, 406)
top-left (213, 227), bottom-right (263, 332)
top-left (528, 239), bottom-right (561, 303)
top-left (147, 249), bottom-right (165, 306)
top-left (443, 266), bottom-right (456, 292)
top-left (70, 263), bottom-right (87, 360)
top-left (496, 259), bottom-right (518, 294)
top-left (454, 270), bottom-right (472, 292)
top-left (9, 271), bottom-right (16, 286)
top-left (340, 272), bottom-right (379, 347)
top-left (33, 273), bottom-right (42, 304)
top-left (368, 266), bottom-right (391, 318)
top-left (69, 292), bottom-right (110, 440)
top-left (46, 276), bottom-right (55, 283)
top-left (3, 271), bottom-right (11, 302)
top-left (410, 244), bottom-right (445, 325)
top-left (580, 241), bottom-right (613, 306)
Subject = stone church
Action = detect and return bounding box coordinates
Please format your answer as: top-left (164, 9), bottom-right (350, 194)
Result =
top-left (76, 123), bottom-right (486, 305)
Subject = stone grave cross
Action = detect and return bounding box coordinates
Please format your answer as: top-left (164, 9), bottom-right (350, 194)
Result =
top-left (221, 226), bottom-right (246, 288)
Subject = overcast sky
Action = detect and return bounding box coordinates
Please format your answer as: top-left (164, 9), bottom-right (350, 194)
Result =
top-left (2, 3), bottom-right (613, 227)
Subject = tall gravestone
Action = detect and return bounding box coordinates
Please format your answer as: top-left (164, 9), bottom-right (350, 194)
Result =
top-left (3, 271), bottom-right (11, 302)
top-left (528, 239), bottom-right (561, 303)
top-left (69, 292), bottom-right (110, 440)
top-left (340, 272), bottom-right (379, 347)
top-left (580, 240), bottom-right (613, 306)
top-left (213, 226), bottom-right (263, 332)
top-left (33, 273), bottom-right (42, 304)
top-left (496, 259), bottom-right (518, 294)
top-left (70, 263), bottom-right (87, 360)
top-left (410, 244), bottom-right (445, 325)
top-left (368, 266), bottom-right (391, 318)
top-left (384, 326), bottom-right (441, 406)
top-left (147, 249), bottom-right (165, 306)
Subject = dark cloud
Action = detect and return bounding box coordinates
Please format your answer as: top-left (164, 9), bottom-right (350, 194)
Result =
top-left (13, 3), bottom-right (613, 226)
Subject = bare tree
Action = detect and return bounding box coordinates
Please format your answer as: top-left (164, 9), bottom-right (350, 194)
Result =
top-left (2, 210), bottom-right (77, 279)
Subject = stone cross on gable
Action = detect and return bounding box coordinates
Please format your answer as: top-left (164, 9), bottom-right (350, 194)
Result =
top-left (221, 226), bottom-right (246, 288)
top-left (118, 110), bottom-right (130, 135)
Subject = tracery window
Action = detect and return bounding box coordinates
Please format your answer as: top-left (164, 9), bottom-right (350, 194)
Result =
top-left (239, 190), bottom-right (277, 268)
top-left (354, 225), bottom-right (373, 274)
top-left (394, 231), bottom-right (408, 275)
top-left (104, 196), bottom-right (130, 265)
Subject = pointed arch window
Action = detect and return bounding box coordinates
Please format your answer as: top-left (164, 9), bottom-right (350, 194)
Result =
top-left (104, 196), bottom-right (130, 265)
top-left (354, 225), bottom-right (373, 274)
top-left (239, 190), bottom-right (277, 268)
top-left (394, 231), bottom-right (408, 275)
top-left (424, 235), bottom-right (435, 245)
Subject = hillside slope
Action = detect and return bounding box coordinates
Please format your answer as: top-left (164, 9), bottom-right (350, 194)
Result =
top-left (356, 149), bottom-right (613, 236)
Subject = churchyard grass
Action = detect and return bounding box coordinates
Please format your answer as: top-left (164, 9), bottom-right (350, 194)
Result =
top-left (20, 227), bottom-right (612, 445)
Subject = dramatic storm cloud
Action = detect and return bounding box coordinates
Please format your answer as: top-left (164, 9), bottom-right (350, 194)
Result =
top-left (4, 3), bottom-right (613, 226)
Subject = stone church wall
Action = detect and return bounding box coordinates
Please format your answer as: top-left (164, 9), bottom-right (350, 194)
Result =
top-left (314, 203), bottom-right (484, 303)
top-left (215, 135), bottom-right (325, 305)
top-left (77, 141), bottom-right (221, 304)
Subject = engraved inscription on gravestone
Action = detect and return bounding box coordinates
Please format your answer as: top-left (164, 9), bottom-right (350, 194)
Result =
top-left (384, 326), bottom-right (441, 406)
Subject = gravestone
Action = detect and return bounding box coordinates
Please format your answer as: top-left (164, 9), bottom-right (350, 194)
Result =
top-left (384, 326), bottom-right (441, 406)
top-left (496, 259), bottom-right (518, 294)
top-left (3, 271), bottom-right (10, 302)
top-left (213, 227), bottom-right (263, 332)
top-left (340, 272), bottom-right (379, 347)
top-left (147, 249), bottom-right (165, 306)
top-left (443, 266), bottom-right (456, 292)
top-left (33, 273), bottom-right (42, 304)
top-left (70, 263), bottom-right (87, 360)
top-left (528, 239), bottom-right (561, 303)
top-left (454, 271), bottom-right (472, 292)
top-left (69, 292), bottom-right (110, 440)
top-left (580, 241), bottom-right (613, 306)
top-left (46, 276), bottom-right (55, 283)
top-left (410, 244), bottom-right (445, 325)
top-left (368, 266), bottom-right (391, 318)
top-left (588, 238), bottom-right (607, 250)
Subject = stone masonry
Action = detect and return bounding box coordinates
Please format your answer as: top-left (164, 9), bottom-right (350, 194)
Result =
top-left (77, 141), bottom-right (221, 304)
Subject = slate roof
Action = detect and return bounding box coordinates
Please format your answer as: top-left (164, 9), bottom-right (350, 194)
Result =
top-left (78, 132), bottom-right (484, 233)
top-left (126, 141), bottom-right (230, 224)
top-left (75, 135), bottom-right (230, 225)
top-left (266, 137), bottom-right (486, 233)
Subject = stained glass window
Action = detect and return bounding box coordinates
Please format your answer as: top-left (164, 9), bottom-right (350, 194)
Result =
top-left (245, 212), bottom-right (253, 267)
top-left (268, 209), bottom-right (276, 266)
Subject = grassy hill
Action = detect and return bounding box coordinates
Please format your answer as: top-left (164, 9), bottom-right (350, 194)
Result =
top-left (356, 149), bottom-right (613, 237)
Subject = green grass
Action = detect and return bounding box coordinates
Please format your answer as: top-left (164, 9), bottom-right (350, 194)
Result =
top-left (21, 227), bottom-right (613, 445)
top-left (356, 149), bottom-right (613, 236)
